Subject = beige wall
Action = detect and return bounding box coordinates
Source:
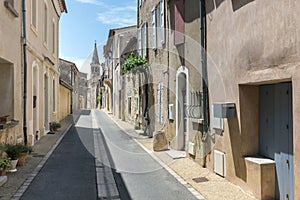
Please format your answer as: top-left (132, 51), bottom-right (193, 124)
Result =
top-left (58, 84), bottom-right (71, 121)
top-left (205, 0), bottom-right (300, 198)
top-left (25, 0), bottom-right (62, 144)
top-left (0, 1), bottom-right (23, 144)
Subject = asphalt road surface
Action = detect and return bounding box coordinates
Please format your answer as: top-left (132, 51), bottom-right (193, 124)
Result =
top-left (21, 110), bottom-right (198, 200)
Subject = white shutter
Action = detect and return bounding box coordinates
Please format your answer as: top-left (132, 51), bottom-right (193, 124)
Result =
top-left (160, 0), bottom-right (165, 45)
top-left (143, 22), bottom-right (148, 58)
top-left (160, 83), bottom-right (164, 123)
top-left (157, 83), bottom-right (161, 122)
top-left (152, 8), bottom-right (157, 50)
top-left (157, 82), bottom-right (164, 123)
top-left (138, 27), bottom-right (142, 56)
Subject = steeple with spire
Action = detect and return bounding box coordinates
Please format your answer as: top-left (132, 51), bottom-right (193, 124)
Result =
top-left (90, 41), bottom-right (100, 78)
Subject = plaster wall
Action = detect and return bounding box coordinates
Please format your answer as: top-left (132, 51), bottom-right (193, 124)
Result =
top-left (59, 84), bottom-right (71, 121)
top-left (25, 0), bottom-right (61, 144)
top-left (0, 1), bottom-right (23, 144)
top-left (205, 0), bottom-right (300, 198)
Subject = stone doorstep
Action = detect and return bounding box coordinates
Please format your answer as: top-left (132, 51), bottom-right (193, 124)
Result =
top-left (0, 176), bottom-right (7, 186)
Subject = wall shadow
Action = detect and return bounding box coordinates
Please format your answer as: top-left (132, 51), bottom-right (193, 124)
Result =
top-left (228, 117), bottom-right (247, 182)
top-left (231, 0), bottom-right (255, 11)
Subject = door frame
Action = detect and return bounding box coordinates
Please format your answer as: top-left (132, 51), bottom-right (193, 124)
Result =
top-left (176, 66), bottom-right (189, 150)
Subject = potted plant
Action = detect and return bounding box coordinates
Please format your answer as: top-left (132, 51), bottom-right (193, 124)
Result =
top-left (0, 157), bottom-right (11, 176)
top-left (5, 144), bottom-right (20, 172)
top-left (16, 144), bottom-right (33, 166)
top-left (50, 122), bottom-right (61, 132)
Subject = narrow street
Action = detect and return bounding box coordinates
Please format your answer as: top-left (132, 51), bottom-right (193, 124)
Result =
top-left (20, 110), bottom-right (199, 200)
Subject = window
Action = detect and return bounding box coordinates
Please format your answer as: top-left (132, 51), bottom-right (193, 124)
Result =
top-left (151, 0), bottom-right (165, 51)
top-left (137, 27), bottom-right (142, 56)
top-left (137, 22), bottom-right (148, 58)
top-left (53, 79), bottom-right (56, 112)
top-left (31, 0), bottom-right (37, 29)
top-left (160, 0), bottom-right (165, 45)
top-left (142, 22), bottom-right (148, 58)
top-left (151, 8), bottom-right (157, 50)
top-left (52, 21), bottom-right (55, 54)
top-left (43, 3), bottom-right (48, 44)
top-left (174, 0), bottom-right (184, 45)
top-left (0, 60), bottom-right (14, 118)
top-left (157, 82), bottom-right (164, 124)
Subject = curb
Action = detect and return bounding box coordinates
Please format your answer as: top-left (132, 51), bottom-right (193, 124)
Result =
top-left (11, 123), bottom-right (73, 200)
top-left (101, 110), bottom-right (206, 200)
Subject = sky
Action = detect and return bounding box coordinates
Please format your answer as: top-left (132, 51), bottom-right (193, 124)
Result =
top-left (59, 0), bottom-right (137, 76)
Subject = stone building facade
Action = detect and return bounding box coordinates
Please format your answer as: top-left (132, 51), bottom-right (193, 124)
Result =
top-left (78, 72), bottom-right (88, 109)
top-left (103, 26), bottom-right (137, 115)
top-left (58, 59), bottom-right (81, 121)
top-left (138, 0), bottom-right (204, 150)
top-left (25, 0), bottom-right (67, 144)
top-left (0, 0), bottom-right (23, 144)
top-left (0, 0), bottom-right (66, 145)
top-left (87, 42), bottom-right (101, 109)
top-left (137, 0), bottom-right (300, 199)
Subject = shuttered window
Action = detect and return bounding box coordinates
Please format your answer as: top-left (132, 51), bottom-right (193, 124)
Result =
top-left (142, 22), bottom-right (148, 58)
top-left (137, 27), bottom-right (142, 56)
top-left (152, 8), bottom-right (157, 50)
top-left (174, 0), bottom-right (184, 45)
top-left (158, 82), bottom-right (164, 124)
top-left (160, 0), bottom-right (165, 45)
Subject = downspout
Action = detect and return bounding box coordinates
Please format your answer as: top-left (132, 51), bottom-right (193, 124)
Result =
top-left (22, 0), bottom-right (28, 145)
top-left (200, 0), bottom-right (208, 167)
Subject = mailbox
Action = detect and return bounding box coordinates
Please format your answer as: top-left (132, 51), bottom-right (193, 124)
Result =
top-left (213, 103), bottom-right (236, 118)
top-left (169, 104), bottom-right (174, 120)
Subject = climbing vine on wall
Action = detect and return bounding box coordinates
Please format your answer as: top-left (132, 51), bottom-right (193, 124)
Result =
top-left (122, 53), bottom-right (148, 74)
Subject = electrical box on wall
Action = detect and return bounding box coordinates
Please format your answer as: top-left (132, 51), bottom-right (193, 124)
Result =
top-left (169, 104), bottom-right (174, 120)
top-left (213, 103), bottom-right (236, 118)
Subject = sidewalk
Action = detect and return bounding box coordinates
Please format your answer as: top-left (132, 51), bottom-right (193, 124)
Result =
top-left (104, 110), bottom-right (257, 200)
top-left (0, 115), bottom-right (75, 200)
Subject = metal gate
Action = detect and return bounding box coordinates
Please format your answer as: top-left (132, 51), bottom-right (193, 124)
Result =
top-left (259, 82), bottom-right (294, 200)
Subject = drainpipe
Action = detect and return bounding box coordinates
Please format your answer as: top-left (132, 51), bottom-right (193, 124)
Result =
top-left (22, 0), bottom-right (28, 145)
top-left (200, 0), bottom-right (208, 167)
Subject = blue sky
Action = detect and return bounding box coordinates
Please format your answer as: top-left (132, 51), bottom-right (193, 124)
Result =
top-left (59, 0), bottom-right (137, 75)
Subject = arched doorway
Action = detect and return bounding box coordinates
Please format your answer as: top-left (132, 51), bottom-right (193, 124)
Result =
top-left (176, 66), bottom-right (189, 150)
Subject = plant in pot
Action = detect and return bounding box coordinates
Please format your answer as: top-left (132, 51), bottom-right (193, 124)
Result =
top-left (0, 157), bottom-right (11, 176)
top-left (50, 122), bottom-right (61, 132)
top-left (16, 144), bottom-right (33, 166)
top-left (5, 144), bottom-right (20, 172)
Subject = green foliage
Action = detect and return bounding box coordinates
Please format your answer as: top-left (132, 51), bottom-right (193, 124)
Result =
top-left (4, 144), bottom-right (21, 160)
top-left (122, 53), bottom-right (148, 74)
top-left (0, 157), bottom-right (11, 169)
top-left (50, 122), bottom-right (61, 129)
top-left (16, 144), bottom-right (33, 154)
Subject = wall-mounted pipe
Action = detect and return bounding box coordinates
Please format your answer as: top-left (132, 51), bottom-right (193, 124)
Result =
top-left (22, 0), bottom-right (28, 145)
top-left (200, 0), bottom-right (208, 167)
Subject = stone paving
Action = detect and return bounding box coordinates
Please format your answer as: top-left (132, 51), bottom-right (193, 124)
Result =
top-left (104, 110), bottom-right (258, 200)
top-left (0, 114), bottom-right (75, 200)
